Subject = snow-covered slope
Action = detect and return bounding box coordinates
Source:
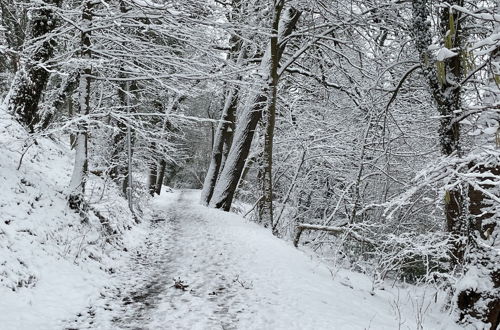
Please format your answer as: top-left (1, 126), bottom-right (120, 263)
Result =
top-left (0, 108), bottom-right (142, 329)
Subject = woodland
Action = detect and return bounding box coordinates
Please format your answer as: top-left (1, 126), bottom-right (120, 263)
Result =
top-left (0, 0), bottom-right (499, 329)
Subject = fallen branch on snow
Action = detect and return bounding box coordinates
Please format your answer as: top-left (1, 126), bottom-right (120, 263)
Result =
top-left (293, 223), bottom-right (376, 247)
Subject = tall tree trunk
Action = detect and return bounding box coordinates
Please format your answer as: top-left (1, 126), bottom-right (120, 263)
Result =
top-left (122, 81), bottom-right (137, 209)
top-left (200, 0), bottom-right (244, 205)
top-left (457, 9), bottom-right (500, 326)
top-left (200, 88), bottom-right (239, 204)
top-left (110, 1), bottom-right (138, 196)
top-left (0, 1), bottom-right (27, 76)
top-left (155, 159), bottom-right (167, 195)
top-left (148, 143), bottom-right (158, 196)
top-left (109, 120), bottom-right (126, 183)
top-left (412, 0), bottom-right (465, 264)
top-left (68, 0), bottom-right (93, 211)
top-left (68, 93), bottom-right (76, 149)
top-left (110, 78), bottom-right (138, 199)
top-left (108, 78), bottom-right (128, 187)
top-left (412, 1), bottom-right (500, 327)
top-left (209, 4), bottom-right (300, 211)
top-left (219, 107), bottom-right (236, 173)
top-left (260, 1), bottom-right (283, 232)
top-left (4, 0), bottom-right (62, 132)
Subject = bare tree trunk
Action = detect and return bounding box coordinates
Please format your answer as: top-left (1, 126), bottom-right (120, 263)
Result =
top-left (260, 2), bottom-right (283, 232)
top-left (68, 93), bottom-right (76, 149)
top-left (219, 93), bottom-right (237, 179)
top-left (200, 88), bottom-right (239, 204)
top-left (68, 0), bottom-right (92, 211)
top-left (110, 78), bottom-right (138, 200)
top-left (109, 119), bottom-right (126, 183)
top-left (148, 142), bottom-right (158, 196)
top-left (4, 0), bottom-right (62, 132)
top-left (110, 1), bottom-right (138, 195)
top-left (148, 165), bottom-right (158, 196)
top-left (412, 0), bottom-right (465, 264)
top-left (209, 91), bottom-right (266, 211)
top-left (108, 78), bottom-right (128, 187)
top-left (412, 1), bottom-right (500, 326)
top-left (155, 159), bottom-right (167, 195)
top-left (457, 163), bottom-right (500, 328)
top-left (456, 8), bottom-right (500, 326)
top-left (209, 3), bottom-right (300, 211)
top-left (200, 0), bottom-right (244, 205)
top-left (122, 81), bottom-right (137, 211)
top-left (125, 108), bottom-right (133, 210)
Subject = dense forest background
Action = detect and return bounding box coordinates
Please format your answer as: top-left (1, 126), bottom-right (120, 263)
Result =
top-left (0, 0), bottom-right (499, 328)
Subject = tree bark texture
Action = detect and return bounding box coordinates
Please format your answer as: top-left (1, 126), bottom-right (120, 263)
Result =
top-left (260, 2), bottom-right (288, 232)
top-left (148, 142), bottom-right (158, 196)
top-left (457, 163), bottom-right (500, 328)
top-left (201, 88), bottom-right (239, 205)
top-left (412, 0), bottom-right (465, 264)
top-left (200, 0), bottom-right (244, 205)
top-left (155, 159), bottom-right (167, 195)
top-left (413, 1), bottom-right (499, 327)
top-left (0, 1), bottom-right (27, 73)
top-left (68, 0), bottom-right (93, 211)
top-left (209, 3), bottom-right (300, 212)
top-left (5, 0), bottom-right (63, 132)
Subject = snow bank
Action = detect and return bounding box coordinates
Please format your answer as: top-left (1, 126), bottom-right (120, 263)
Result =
top-left (0, 107), bottom-right (143, 330)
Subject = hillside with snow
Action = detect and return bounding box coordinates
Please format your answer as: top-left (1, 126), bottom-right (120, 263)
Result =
top-left (0, 107), bottom-right (143, 329)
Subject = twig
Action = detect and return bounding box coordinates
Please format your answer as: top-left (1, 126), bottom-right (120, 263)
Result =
top-left (17, 140), bottom-right (36, 170)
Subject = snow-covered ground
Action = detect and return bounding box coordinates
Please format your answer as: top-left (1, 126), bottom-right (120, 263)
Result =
top-left (0, 108), bottom-right (142, 330)
top-left (66, 190), bottom-right (461, 330)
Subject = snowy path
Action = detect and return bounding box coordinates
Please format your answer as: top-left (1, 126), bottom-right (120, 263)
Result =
top-left (65, 190), bottom-right (457, 330)
top-left (66, 191), bottom-right (256, 330)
